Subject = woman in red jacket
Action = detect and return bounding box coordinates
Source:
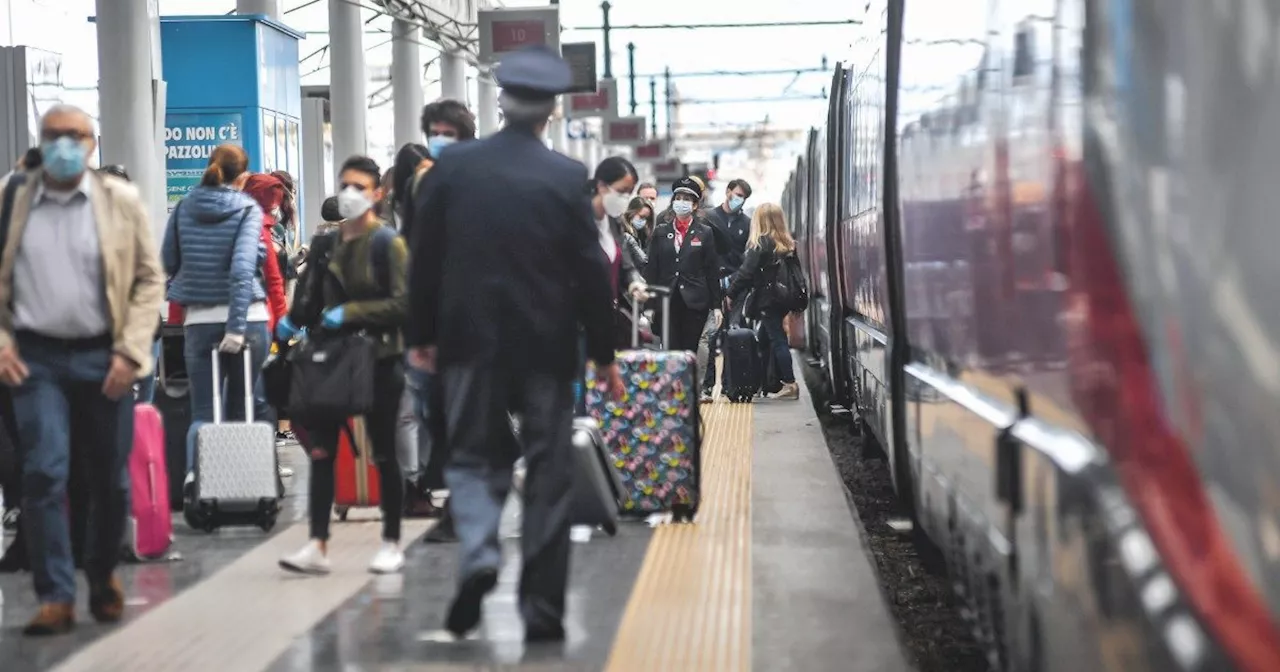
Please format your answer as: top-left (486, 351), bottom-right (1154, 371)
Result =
top-left (242, 174), bottom-right (290, 332)
top-left (242, 174), bottom-right (293, 476)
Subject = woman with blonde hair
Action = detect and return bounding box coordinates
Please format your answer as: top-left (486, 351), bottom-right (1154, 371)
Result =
top-left (725, 203), bottom-right (801, 400)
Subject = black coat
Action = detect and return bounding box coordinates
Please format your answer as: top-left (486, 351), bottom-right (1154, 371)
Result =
top-left (643, 217), bottom-right (722, 312)
top-left (704, 205), bottom-right (752, 277)
top-left (406, 126), bottom-right (616, 377)
top-left (728, 235), bottom-right (784, 316)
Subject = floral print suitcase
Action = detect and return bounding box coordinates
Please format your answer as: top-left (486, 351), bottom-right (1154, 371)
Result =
top-left (585, 349), bottom-right (702, 521)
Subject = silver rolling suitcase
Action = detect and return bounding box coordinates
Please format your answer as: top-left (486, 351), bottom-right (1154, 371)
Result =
top-left (188, 348), bottom-right (281, 533)
top-left (571, 417), bottom-right (626, 537)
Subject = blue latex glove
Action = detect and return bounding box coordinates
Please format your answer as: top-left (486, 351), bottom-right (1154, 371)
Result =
top-left (275, 316), bottom-right (298, 342)
top-left (720, 276), bottom-right (731, 292)
top-left (321, 305), bottom-right (346, 329)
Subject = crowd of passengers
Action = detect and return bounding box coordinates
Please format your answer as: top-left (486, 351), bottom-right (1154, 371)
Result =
top-left (0, 74), bottom-right (802, 639)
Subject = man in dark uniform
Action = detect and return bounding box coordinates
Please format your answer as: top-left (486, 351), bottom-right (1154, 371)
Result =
top-left (699, 179), bottom-right (753, 398)
top-left (405, 45), bottom-right (624, 641)
top-left (643, 177), bottom-right (723, 361)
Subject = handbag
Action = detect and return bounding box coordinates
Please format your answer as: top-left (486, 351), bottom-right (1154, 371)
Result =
top-left (285, 331), bottom-right (378, 422)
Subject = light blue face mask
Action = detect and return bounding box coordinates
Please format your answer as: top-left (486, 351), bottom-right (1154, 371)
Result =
top-left (41, 136), bottom-right (88, 182)
top-left (729, 195), bottom-right (745, 212)
top-left (632, 216), bottom-right (647, 229)
top-left (672, 200), bottom-right (693, 216)
top-left (427, 135), bottom-right (456, 159)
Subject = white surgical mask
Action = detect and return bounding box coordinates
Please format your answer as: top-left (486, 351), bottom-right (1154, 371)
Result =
top-left (672, 201), bottom-right (693, 217)
top-left (336, 186), bottom-right (373, 220)
top-left (603, 191), bottom-right (630, 219)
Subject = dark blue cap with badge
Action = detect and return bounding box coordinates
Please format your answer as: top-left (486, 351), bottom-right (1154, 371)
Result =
top-left (494, 45), bottom-right (574, 102)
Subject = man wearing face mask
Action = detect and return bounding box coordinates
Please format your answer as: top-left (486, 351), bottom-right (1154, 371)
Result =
top-left (643, 176), bottom-right (723, 358)
top-left (0, 104), bottom-right (164, 635)
top-left (393, 99), bottom-right (477, 248)
top-left (276, 156), bottom-right (411, 577)
top-left (699, 179), bottom-right (753, 398)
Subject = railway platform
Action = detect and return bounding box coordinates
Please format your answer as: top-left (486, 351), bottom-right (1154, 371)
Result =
top-left (0, 356), bottom-right (911, 672)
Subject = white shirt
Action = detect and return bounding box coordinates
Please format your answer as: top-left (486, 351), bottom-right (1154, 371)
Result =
top-left (597, 215), bottom-right (618, 262)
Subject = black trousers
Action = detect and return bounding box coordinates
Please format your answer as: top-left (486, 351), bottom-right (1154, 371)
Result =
top-left (662, 290), bottom-right (709, 354)
top-left (438, 363), bottom-right (574, 629)
top-left (304, 357), bottom-right (405, 542)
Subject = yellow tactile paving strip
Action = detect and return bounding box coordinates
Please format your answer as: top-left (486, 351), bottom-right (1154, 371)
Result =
top-left (604, 400), bottom-right (754, 672)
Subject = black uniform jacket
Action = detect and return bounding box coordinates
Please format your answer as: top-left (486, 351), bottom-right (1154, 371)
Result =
top-left (406, 126), bottom-right (617, 377)
top-left (642, 216), bottom-right (722, 312)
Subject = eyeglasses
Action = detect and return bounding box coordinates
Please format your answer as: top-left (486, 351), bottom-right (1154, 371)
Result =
top-left (40, 129), bottom-right (92, 142)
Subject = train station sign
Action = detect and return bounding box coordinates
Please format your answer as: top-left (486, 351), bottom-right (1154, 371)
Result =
top-left (478, 7), bottom-right (560, 64)
top-left (561, 42), bottom-right (597, 94)
top-left (653, 158), bottom-right (683, 183)
top-left (565, 78), bottom-right (617, 120)
top-left (633, 139), bottom-right (666, 161)
top-left (603, 116), bottom-right (647, 146)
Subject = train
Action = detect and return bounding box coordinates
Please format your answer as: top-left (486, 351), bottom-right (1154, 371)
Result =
top-left (782, 2), bottom-right (1280, 671)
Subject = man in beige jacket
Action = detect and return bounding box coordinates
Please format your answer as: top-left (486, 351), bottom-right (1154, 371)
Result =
top-left (0, 104), bottom-right (164, 636)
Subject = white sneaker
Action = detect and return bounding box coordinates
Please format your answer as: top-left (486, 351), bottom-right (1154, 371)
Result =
top-left (368, 542), bottom-right (405, 575)
top-left (279, 541), bottom-right (331, 575)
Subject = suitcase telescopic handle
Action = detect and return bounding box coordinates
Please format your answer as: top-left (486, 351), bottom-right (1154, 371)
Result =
top-left (632, 284), bottom-right (672, 348)
top-left (209, 347), bottom-right (255, 425)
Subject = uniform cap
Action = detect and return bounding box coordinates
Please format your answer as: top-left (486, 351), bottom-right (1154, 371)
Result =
top-left (672, 176), bottom-right (703, 200)
top-left (493, 45), bottom-right (573, 102)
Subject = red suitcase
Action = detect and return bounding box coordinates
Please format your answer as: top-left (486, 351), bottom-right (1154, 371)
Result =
top-left (334, 417), bottom-right (380, 521)
top-left (126, 403), bottom-right (173, 560)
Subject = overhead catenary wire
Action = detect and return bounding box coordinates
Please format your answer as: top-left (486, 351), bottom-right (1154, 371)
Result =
top-left (567, 19), bottom-right (860, 31)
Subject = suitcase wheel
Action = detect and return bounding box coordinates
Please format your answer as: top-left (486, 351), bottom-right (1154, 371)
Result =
top-left (671, 503), bottom-right (696, 523)
top-left (602, 520), bottom-right (618, 537)
top-left (335, 506), bottom-right (350, 522)
top-left (259, 511), bottom-right (278, 532)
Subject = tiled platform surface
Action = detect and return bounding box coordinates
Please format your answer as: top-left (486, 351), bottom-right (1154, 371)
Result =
top-left (0, 357), bottom-right (911, 671)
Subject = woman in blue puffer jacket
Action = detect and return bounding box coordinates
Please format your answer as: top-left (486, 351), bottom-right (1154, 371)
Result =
top-left (161, 144), bottom-right (269, 489)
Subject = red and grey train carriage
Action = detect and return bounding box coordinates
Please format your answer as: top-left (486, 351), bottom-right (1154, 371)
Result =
top-left (787, 1), bottom-right (1280, 671)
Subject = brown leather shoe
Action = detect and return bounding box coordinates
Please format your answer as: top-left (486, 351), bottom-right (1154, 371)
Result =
top-left (23, 603), bottom-right (74, 636)
top-left (89, 575), bottom-right (125, 623)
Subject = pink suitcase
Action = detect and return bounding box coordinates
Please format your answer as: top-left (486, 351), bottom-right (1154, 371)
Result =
top-left (126, 403), bottom-right (172, 560)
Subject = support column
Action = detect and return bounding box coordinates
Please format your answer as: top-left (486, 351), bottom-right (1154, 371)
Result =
top-left (236, 0), bottom-right (280, 20)
top-left (477, 73), bottom-right (499, 136)
top-left (440, 48), bottom-right (467, 102)
top-left (548, 115), bottom-right (565, 153)
top-left (391, 19), bottom-right (422, 148)
top-left (96, 0), bottom-right (160, 239)
top-left (328, 0), bottom-right (366, 171)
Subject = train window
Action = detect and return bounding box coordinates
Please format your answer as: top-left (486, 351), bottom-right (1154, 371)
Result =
top-left (1013, 25), bottom-right (1035, 79)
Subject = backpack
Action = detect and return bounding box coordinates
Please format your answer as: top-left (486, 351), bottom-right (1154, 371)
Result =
top-left (768, 253), bottom-right (809, 313)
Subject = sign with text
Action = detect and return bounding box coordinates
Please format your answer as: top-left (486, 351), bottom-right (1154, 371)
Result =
top-left (562, 42), bottom-right (597, 94)
top-left (164, 112), bottom-right (243, 207)
top-left (603, 116), bottom-right (646, 146)
top-left (566, 78), bottom-right (616, 120)
top-left (633, 139), bottom-right (666, 161)
top-left (478, 7), bottom-right (559, 63)
top-left (653, 158), bottom-right (683, 182)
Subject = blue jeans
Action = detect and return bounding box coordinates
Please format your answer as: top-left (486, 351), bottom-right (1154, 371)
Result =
top-left (13, 332), bottom-right (133, 603)
top-left (183, 322), bottom-right (270, 472)
top-left (135, 338), bottom-right (162, 403)
top-left (760, 312), bottom-right (796, 384)
top-left (400, 364), bottom-right (433, 478)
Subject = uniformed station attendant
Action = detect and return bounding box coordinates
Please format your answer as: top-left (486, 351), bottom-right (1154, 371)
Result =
top-left (643, 176), bottom-right (724, 355)
top-left (405, 45), bottom-right (625, 642)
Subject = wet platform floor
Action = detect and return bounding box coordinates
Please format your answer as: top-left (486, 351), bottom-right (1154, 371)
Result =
top-left (0, 354), bottom-right (912, 671)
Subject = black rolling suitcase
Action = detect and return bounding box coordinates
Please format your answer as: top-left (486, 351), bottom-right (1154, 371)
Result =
top-left (156, 325), bottom-right (192, 511)
top-left (721, 321), bottom-right (761, 402)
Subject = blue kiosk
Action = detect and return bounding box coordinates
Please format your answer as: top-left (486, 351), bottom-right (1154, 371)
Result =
top-left (159, 14), bottom-right (304, 227)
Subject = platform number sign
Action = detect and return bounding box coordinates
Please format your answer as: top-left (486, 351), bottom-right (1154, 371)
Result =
top-left (479, 8), bottom-right (560, 64)
top-left (492, 21), bottom-right (544, 52)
